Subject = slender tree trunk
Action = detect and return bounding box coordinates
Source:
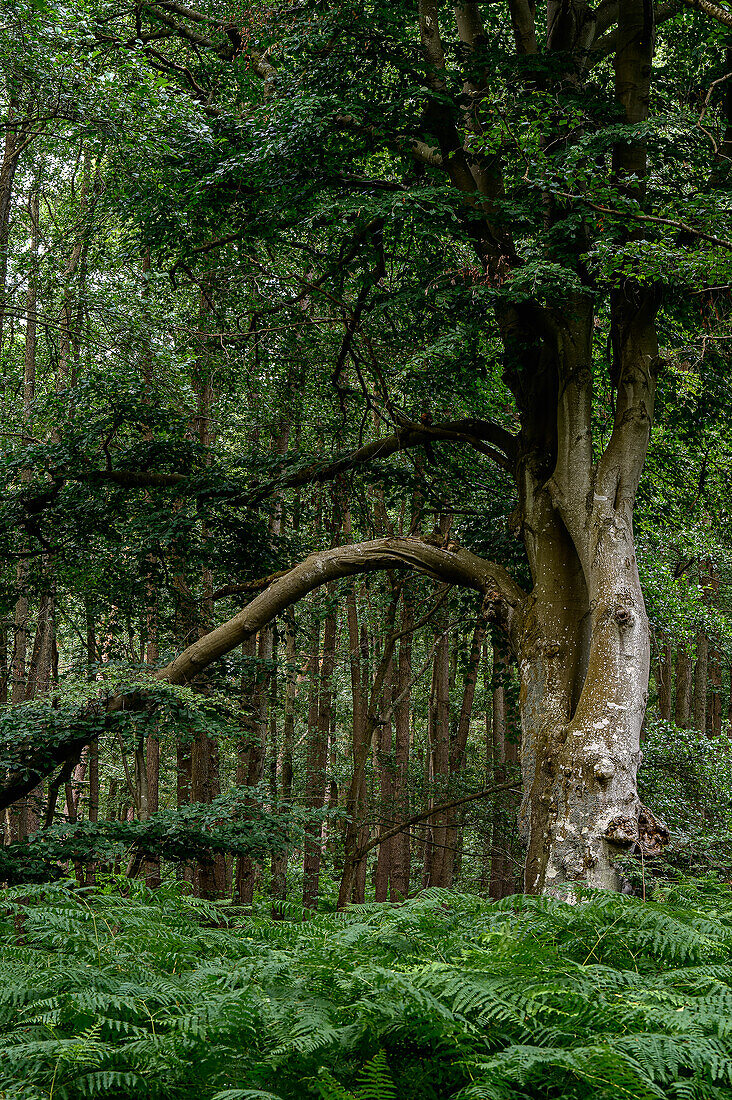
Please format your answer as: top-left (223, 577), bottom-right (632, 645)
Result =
top-left (270, 610), bottom-right (295, 910)
top-left (302, 603), bottom-right (336, 909)
top-left (0, 98), bottom-right (27, 357)
top-left (656, 639), bottom-right (672, 721)
top-left (10, 186), bottom-right (45, 842)
top-left (373, 652), bottom-right (394, 901)
top-left (693, 631), bottom-right (709, 735)
top-left (389, 590), bottom-right (414, 901)
top-left (480, 641), bottom-right (494, 892)
top-left (675, 647), bottom-right (693, 729)
top-left (351, 618), bottom-right (371, 906)
top-left (234, 635), bottom-right (258, 904)
top-left (489, 641), bottom-right (519, 898)
top-left (337, 575), bottom-right (401, 908)
top-left (10, 185), bottom-right (39, 711)
top-left (426, 607), bottom-right (451, 888)
top-left (709, 649), bottom-right (722, 738)
top-left (442, 598), bottom-right (490, 886)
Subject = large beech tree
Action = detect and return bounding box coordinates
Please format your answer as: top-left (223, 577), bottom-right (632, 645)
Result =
top-left (2, 0), bottom-right (731, 893)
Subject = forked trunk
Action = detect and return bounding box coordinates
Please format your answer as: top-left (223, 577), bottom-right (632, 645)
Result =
top-left (513, 279), bottom-right (664, 893)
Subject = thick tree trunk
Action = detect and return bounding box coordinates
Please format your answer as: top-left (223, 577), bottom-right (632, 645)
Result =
top-left (503, 0), bottom-right (665, 894)
top-left (518, 493), bottom-right (661, 893)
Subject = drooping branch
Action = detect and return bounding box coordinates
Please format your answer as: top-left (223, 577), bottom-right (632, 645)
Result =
top-left (158, 537), bottom-right (526, 686)
top-left (15, 417), bottom-right (517, 528)
top-left (0, 539), bottom-right (526, 811)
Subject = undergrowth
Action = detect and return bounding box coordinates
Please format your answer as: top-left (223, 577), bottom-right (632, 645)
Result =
top-left (2, 877), bottom-right (732, 1097)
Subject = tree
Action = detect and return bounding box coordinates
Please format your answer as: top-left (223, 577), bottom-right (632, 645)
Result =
top-left (1, 0), bottom-right (731, 893)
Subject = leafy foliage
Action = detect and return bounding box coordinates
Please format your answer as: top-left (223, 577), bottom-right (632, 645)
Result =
top-left (4, 881), bottom-right (732, 1098)
top-left (0, 791), bottom-right (305, 884)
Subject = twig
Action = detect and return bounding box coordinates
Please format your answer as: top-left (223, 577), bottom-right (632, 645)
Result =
top-left (555, 191), bottom-right (732, 252)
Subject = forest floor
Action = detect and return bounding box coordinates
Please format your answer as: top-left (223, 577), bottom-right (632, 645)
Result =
top-left (1, 876), bottom-right (732, 1098)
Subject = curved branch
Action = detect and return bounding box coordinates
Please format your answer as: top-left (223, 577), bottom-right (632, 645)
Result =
top-left (19, 418), bottom-right (517, 520)
top-left (0, 539), bottom-right (525, 811)
top-left (245, 418), bottom-right (518, 502)
top-left (158, 537), bottom-right (526, 685)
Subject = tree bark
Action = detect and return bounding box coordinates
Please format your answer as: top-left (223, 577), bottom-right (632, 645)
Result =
top-left (302, 603), bottom-right (336, 909)
top-left (442, 597), bottom-right (490, 886)
top-left (373, 647), bottom-right (395, 901)
top-left (490, 641), bottom-right (520, 898)
top-left (693, 631), bottom-right (709, 735)
top-left (675, 647), bottom-right (693, 728)
top-left (270, 609), bottom-right (295, 911)
top-left (656, 639), bottom-right (672, 721)
top-left (425, 601), bottom-right (451, 888)
top-left (389, 589), bottom-right (414, 900)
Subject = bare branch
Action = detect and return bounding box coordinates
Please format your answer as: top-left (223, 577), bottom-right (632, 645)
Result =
top-left (356, 780), bottom-right (521, 859)
top-left (555, 191), bottom-right (732, 252)
top-left (159, 536), bottom-right (526, 686)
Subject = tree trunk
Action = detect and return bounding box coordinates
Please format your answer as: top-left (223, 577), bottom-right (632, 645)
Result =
top-left (443, 597), bottom-right (490, 886)
top-left (693, 631), bottom-right (709, 735)
top-left (302, 604), bottom-right (336, 909)
top-left (675, 647), bottom-right (693, 729)
top-left (656, 639), bottom-right (672, 721)
top-left (489, 641), bottom-right (519, 898)
top-left (709, 648), bottom-right (722, 738)
top-left (234, 625), bottom-right (273, 905)
top-left (352, 621), bottom-right (371, 906)
top-left (337, 577), bottom-right (400, 909)
top-left (270, 609), bottom-right (295, 912)
top-left (389, 590), bottom-right (414, 901)
top-left (425, 606), bottom-right (451, 888)
top-left (373, 651), bottom-right (394, 901)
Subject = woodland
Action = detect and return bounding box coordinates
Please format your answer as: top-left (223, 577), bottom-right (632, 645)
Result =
top-left (3, 0), bottom-right (732, 1096)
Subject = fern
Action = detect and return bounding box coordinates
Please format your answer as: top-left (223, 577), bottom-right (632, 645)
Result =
top-left (317, 1052), bottom-right (396, 1100)
top-left (4, 878), bottom-right (732, 1097)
